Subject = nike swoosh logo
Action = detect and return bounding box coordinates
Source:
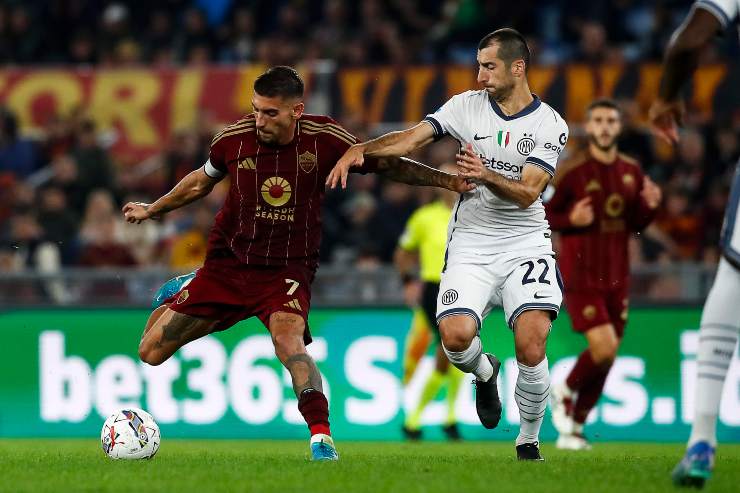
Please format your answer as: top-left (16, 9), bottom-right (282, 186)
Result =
top-left (533, 292), bottom-right (550, 299)
top-left (473, 134), bottom-right (492, 140)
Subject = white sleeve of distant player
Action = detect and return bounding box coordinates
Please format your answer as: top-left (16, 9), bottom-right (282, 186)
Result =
top-left (422, 93), bottom-right (466, 142)
top-left (694, 0), bottom-right (739, 28)
top-left (525, 117), bottom-right (569, 177)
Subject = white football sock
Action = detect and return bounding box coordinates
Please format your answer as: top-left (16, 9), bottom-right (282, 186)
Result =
top-left (688, 259), bottom-right (740, 448)
top-left (515, 358), bottom-right (550, 446)
top-left (443, 336), bottom-right (494, 382)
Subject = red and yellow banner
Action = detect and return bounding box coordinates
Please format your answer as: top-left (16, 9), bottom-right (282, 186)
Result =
top-left (0, 63), bottom-right (734, 159)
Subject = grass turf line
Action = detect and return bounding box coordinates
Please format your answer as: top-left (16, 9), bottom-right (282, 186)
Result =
top-left (1, 440), bottom-right (738, 493)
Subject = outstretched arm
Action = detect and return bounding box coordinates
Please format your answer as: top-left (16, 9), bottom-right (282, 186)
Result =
top-left (327, 122), bottom-right (436, 189)
top-left (456, 144), bottom-right (550, 208)
top-left (649, 7), bottom-right (723, 144)
top-left (123, 167), bottom-right (221, 223)
top-left (377, 156), bottom-right (476, 193)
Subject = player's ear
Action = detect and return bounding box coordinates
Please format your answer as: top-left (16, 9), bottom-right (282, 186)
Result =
top-left (292, 101), bottom-right (305, 119)
top-left (511, 59), bottom-right (525, 78)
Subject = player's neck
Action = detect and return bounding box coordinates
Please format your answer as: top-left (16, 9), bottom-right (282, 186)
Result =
top-left (589, 143), bottom-right (618, 164)
top-left (278, 122), bottom-right (298, 145)
top-left (263, 121), bottom-right (298, 146)
top-left (495, 84), bottom-right (534, 116)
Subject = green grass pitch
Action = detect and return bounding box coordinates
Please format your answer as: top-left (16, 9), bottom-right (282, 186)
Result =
top-left (1, 440), bottom-right (738, 492)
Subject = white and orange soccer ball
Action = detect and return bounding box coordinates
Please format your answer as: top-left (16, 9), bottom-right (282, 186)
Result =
top-left (101, 408), bottom-right (160, 460)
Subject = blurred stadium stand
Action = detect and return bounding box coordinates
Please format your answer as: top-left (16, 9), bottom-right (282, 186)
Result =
top-left (0, 0), bottom-right (737, 306)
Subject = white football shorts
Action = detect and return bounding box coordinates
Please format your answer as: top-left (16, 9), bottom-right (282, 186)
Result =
top-left (436, 247), bottom-right (563, 331)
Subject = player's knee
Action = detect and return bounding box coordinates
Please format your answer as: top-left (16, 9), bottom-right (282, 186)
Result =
top-left (591, 340), bottom-right (618, 366)
top-left (138, 343), bottom-right (165, 366)
top-left (438, 317), bottom-right (475, 352)
top-left (439, 327), bottom-right (470, 352)
top-left (516, 345), bottom-right (546, 366)
top-left (272, 331), bottom-right (303, 359)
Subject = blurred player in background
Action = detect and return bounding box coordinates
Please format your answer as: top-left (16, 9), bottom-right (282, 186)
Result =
top-left (649, 0), bottom-right (740, 487)
top-left (329, 28), bottom-right (569, 460)
top-left (546, 99), bottom-right (661, 450)
top-left (123, 66), bottom-right (472, 462)
top-left (395, 163), bottom-right (464, 441)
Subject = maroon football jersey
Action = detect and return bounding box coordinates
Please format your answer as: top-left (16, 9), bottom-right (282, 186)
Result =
top-left (204, 114), bottom-right (374, 271)
top-left (545, 151), bottom-right (656, 291)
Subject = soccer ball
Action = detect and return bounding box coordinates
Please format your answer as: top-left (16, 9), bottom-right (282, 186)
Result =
top-left (101, 408), bottom-right (160, 460)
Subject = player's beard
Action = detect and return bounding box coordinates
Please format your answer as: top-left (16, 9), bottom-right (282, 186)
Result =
top-left (588, 132), bottom-right (618, 152)
top-left (486, 81), bottom-right (514, 103)
top-left (256, 129), bottom-right (274, 144)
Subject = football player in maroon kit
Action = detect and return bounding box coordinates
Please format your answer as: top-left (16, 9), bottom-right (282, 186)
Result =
top-left (544, 99), bottom-right (662, 450)
top-left (122, 66), bottom-right (472, 461)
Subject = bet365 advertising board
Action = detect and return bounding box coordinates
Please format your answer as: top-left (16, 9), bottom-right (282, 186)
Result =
top-left (0, 308), bottom-right (738, 442)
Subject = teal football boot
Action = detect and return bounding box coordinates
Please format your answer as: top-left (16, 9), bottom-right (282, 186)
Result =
top-left (151, 271), bottom-right (196, 308)
top-left (310, 434), bottom-right (339, 461)
top-left (672, 441), bottom-right (714, 488)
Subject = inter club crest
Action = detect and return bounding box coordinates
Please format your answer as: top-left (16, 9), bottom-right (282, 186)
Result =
top-left (261, 176), bottom-right (293, 207)
top-left (298, 151), bottom-right (317, 173)
top-left (517, 133), bottom-right (535, 156)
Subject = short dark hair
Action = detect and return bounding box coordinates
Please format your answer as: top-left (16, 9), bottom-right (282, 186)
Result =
top-left (586, 98), bottom-right (621, 118)
top-left (478, 28), bottom-right (530, 70)
top-left (253, 66), bottom-right (304, 99)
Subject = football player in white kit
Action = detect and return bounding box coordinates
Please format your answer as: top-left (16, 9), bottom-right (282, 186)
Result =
top-left (328, 28), bottom-right (569, 460)
top-left (650, 0), bottom-right (740, 488)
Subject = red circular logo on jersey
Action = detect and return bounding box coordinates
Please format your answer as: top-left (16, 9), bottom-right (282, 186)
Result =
top-left (261, 177), bottom-right (292, 206)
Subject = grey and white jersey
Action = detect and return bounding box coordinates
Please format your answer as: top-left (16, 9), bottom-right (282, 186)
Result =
top-left (423, 90), bottom-right (569, 259)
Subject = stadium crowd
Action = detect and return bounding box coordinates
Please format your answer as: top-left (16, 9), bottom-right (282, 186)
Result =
top-left (0, 1), bottom-right (738, 300)
top-left (0, 1), bottom-right (732, 67)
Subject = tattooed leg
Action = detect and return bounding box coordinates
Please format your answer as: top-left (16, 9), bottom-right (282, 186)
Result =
top-left (138, 308), bottom-right (216, 366)
top-left (285, 354), bottom-right (323, 396)
top-left (270, 312), bottom-right (321, 396)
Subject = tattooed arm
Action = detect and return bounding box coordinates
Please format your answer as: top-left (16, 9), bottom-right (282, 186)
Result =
top-left (376, 157), bottom-right (475, 193)
top-left (123, 167), bottom-right (221, 223)
top-left (327, 122), bottom-right (436, 189)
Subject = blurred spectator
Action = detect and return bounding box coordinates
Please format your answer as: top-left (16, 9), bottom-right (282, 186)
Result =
top-left (144, 10), bottom-right (175, 64)
top-left (0, 108), bottom-right (40, 178)
top-left (176, 7), bottom-right (214, 64)
top-left (36, 185), bottom-right (79, 264)
top-left (68, 29), bottom-right (98, 66)
top-left (340, 191), bottom-right (382, 265)
top-left (654, 189), bottom-right (702, 260)
top-left (168, 204), bottom-right (212, 271)
top-left (78, 188), bottom-right (118, 245)
top-left (78, 214), bottom-right (137, 268)
top-left (98, 3), bottom-right (135, 66)
top-left (368, 181), bottom-right (417, 261)
top-left (7, 5), bottom-right (42, 64)
top-left (221, 7), bottom-right (256, 62)
top-left (73, 119), bottom-right (116, 198)
top-left (48, 154), bottom-right (87, 216)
